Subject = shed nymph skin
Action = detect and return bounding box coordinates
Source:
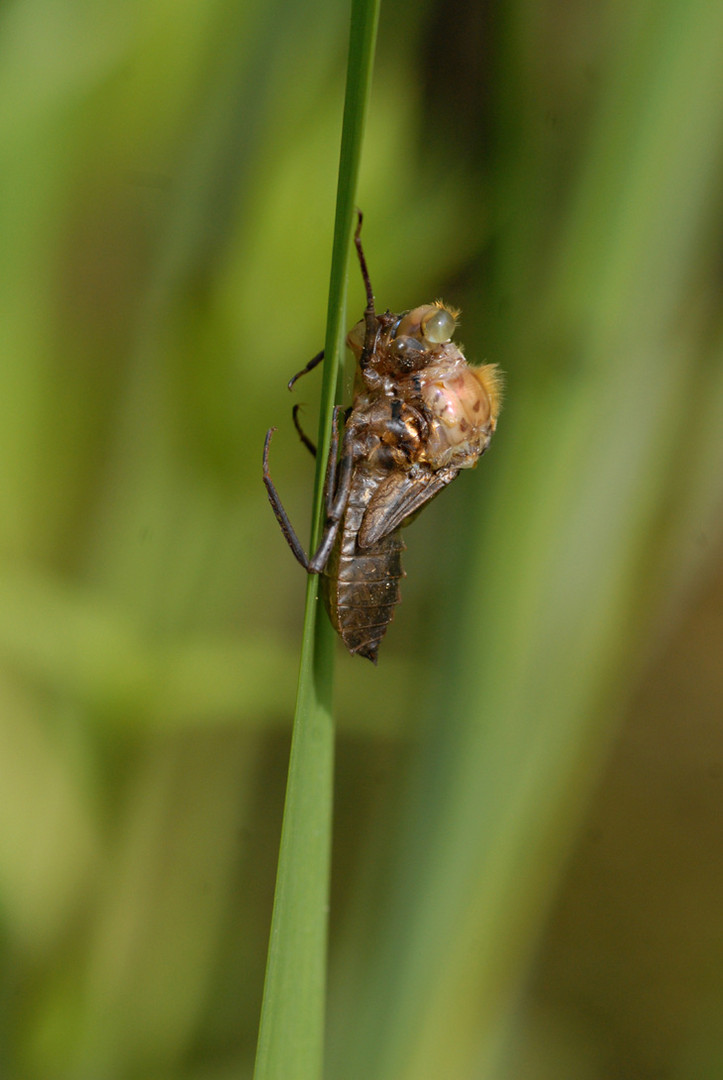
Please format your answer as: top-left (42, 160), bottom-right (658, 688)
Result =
top-left (263, 217), bottom-right (502, 661)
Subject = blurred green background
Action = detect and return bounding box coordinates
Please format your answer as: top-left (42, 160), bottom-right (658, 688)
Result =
top-left (1, 0), bottom-right (722, 1078)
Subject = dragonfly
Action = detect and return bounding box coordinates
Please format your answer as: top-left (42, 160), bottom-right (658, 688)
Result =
top-left (263, 213), bottom-right (502, 662)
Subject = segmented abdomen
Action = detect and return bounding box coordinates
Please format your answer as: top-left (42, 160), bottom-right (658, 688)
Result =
top-left (321, 465), bottom-right (405, 664)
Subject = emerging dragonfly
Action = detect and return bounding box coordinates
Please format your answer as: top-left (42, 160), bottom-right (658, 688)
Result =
top-left (263, 213), bottom-right (502, 663)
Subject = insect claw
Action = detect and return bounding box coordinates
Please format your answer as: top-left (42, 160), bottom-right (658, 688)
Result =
top-left (288, 349), bottom-right (325, 391)
top-left (353, 208), bottom-right (376, 341)
top-left (262, 427), bottom-right (272, 476)
top-left (262, 427), bottom-right (312, 570)
top-left (292, 404), bottom-right (317, 457)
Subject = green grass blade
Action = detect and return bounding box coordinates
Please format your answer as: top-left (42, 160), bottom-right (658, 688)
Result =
top-left (253, 1), bottom-right (381, 1077)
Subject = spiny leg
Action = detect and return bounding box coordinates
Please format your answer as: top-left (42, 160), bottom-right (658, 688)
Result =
top-left (288, 348), bottom-right (324, 391)
top-left (353, 210), bottom-right (378, 371)
top-left (308, 423), bottom-right (354, 573)
top-left (263, 428), bottom-right (310, 569)
top-left (292, 404), bottom-right (316, 457)
top-left (294, 402), bottom-right (354, 461)
top-left (287, 213), bottom-right (373, 383)
top-left (263, 407), bottom-right (347, 575)
top-left (320, 406), bottom-right (341, 512)
top-left (354, 210), bottom-right (375, 315)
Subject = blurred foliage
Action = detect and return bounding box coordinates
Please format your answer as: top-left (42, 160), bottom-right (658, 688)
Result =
top-left (0, 0), bottom-right (722, 1079)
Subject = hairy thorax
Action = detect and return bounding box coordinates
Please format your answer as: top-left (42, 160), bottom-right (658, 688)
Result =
top-left (413, 347), bottom-right (501, 469)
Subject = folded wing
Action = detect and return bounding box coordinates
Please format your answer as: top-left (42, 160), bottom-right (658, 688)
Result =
top-left (358, 465), bottom-right (458, 548)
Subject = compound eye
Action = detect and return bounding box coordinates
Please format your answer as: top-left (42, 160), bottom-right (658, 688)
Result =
top-left (422, 307), bottom-right (456, 344)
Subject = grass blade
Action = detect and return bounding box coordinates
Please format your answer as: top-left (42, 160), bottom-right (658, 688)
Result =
top-left (253, 1), bottom-right (381, 1077)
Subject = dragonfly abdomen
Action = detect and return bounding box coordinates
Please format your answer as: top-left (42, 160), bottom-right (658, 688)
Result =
top-left (322, 466), bottom-right (405, 663)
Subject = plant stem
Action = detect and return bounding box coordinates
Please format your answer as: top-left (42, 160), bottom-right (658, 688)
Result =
top-left (253, 1), bottom-right (381, 1077)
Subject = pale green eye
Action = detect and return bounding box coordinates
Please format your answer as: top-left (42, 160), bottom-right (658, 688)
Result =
top-left (422, 307), bottom-right (456, 344)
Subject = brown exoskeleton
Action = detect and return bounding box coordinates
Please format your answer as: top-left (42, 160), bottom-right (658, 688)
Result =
top-left (263, 214), bottom-right (502, 663)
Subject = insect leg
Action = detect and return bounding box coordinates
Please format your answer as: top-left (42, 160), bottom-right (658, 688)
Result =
top-left (288, 349), bottom-right (324, 391)
top-left (320, 405), bottom-right (341, 509)
top-left (292, 405), bottom-right (316, 457)
top-left (263, 428), bottom-right (310, 569)
top-left (308, 425), bottom-right (354, 573)
top-left (353, 210), bottom-right (375, 316)
top-left (263, 408), bottom-right (345, 574)
top-left (353, 211), bottom-right (379, 372)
